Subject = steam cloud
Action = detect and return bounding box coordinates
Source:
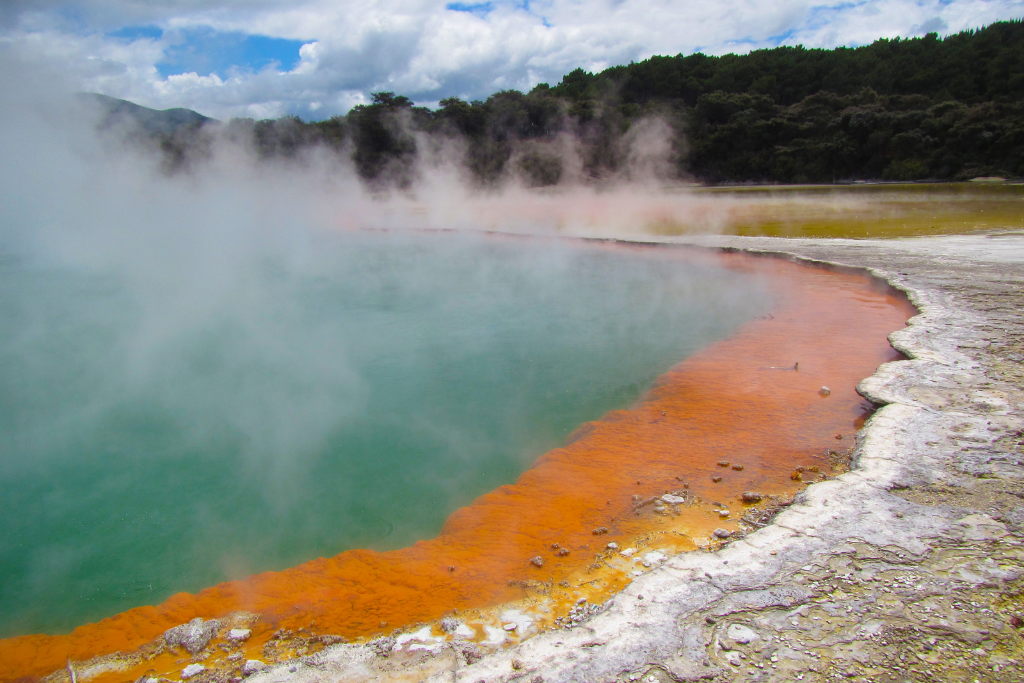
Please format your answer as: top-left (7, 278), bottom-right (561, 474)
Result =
top-left (0, 46), bottom-right (780, 638)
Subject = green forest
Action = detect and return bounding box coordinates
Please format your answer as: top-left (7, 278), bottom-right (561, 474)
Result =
top-left (159, 19), bottom-right (1024, 185)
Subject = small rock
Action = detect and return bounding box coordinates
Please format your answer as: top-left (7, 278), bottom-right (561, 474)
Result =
top-left (556, 548), bottom-right (570, 557)
top-left (641, 551), bottom-right (666, 567)
top-left (719, 509), bottom-right (730, 518)
top-left (726, 624), bottom-right (760, 644)
top-left (227, 629), bottom-right (251, 642)
top-left (440, 616), bottom-right (460, 633)
top-left (661, 494), bottom-right (686, 504)
top-left (717, 461), bottom-right (730, 467)
top-left (819, 386), bottom-right (831, 396)
top-left (227, 653), bottom-right (242, 661)
top-left (712, 476), bottom-right (723, 483)
top-left (620, 548), bottom-right (636, 557)
top-left (181, 664), bottom-right (205, 680)
top-left (741, 491), bottom-right (762, 503)
top-left (592, 527), bottom-right (609, 535)
top-left (791, 471), bottom-right (803, 481)
top-left (242, 660), bottom-right (266, 677)
top-left (713, 528), bottom-right (732, 539)
top-left (607, 542), bottom-right (619, 550)
top-left (530, 556), bottom-right (544, 568)
top-left (724, 651), bottom-right (742, 667)
top-left (503, 623), bottom-right (518, 632)
top-left (164, 618), bottom-right (219, 655)
top-left (731, 464), bottom-right (744, 471)
top-left (511, 659), bottom-right (524, 670)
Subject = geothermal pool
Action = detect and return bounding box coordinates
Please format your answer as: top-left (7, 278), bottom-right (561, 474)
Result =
top-left (0, 231), bottom-right (774, 639)
top-left (0, 234), bottom-right (917, 683)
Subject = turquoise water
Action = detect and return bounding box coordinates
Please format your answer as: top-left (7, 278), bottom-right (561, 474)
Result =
top-left (0, 231), bottom-right (773, 637)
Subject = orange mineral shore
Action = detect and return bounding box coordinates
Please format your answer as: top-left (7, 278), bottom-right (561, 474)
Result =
top-left (0, 245), bottom-right (915, 683)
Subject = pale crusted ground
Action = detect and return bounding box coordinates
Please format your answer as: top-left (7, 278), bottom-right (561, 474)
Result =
top-left (184, 232), bottom-right (1024, 683)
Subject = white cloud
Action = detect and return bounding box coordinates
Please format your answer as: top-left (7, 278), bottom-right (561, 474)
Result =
top-left (3, 0), bottom-right (1022, 120)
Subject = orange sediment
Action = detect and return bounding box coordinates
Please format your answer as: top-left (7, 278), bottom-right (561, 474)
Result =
top-left (0, 246), bottom-right (915, 683)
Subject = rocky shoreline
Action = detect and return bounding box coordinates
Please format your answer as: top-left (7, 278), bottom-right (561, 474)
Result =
top-left (222, 232), bottom-right (1022, 683)
top-left (52, 233), bottom-right (1021, 683)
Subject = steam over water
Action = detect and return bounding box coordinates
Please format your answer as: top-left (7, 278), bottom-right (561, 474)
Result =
top-left (0, 232), bottom-right (773, 637)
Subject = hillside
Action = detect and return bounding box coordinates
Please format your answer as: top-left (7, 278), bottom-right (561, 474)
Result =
top-left (114, 20), bottom-right (1024, 185)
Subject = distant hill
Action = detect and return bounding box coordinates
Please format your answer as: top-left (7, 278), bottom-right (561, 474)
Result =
top-left (109, 19), bottom-right (1024, 184)
top-left (77, 93), bottom-right (215, 136)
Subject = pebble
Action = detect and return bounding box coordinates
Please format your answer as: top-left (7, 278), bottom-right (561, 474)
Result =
top-left (181, 664), bottom-right (205, 680)
top-left (712, 476), bottom-right (723, 483)
top-left (726, 624), bottom-right (760, 644)
top-left (713, 528), bottom-right (732, 539)
top-left (661, 494), bottom-right (687, 504)
top-left (641, 551), bottom-right (666, 567)
top-left (227, 628), bottom-right (251, 642)
top-left (741, 491), bottom-right (763, 502)
top-left (243, 660), bottom-right (267, 676)
top-left (717, 461), bottom-right (730, 467)
top-left (164, 617), bottom-right (219, 655)
top-left (719, 509), bottom-right (731, 518)
top-left (530, 556), bottom-right (544, 568)
top-left (503, 623), bottom-right (518, 631)
top-left (607, 542), bottom-right (619, 550)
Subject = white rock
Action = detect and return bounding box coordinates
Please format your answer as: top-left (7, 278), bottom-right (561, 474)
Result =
top-left (502, 622), bottom-right (517, 631)
top-left (620, 548), bottom-right (636, 557)
top-left (726, 624), bottom-right (760, 645)
top-left (641, 551), bottom-right (666, 568)
top-left (454, 623), bottom-right (476, 639)
top-left (165, 618), bottom-right (219, 655)
top-left (725, 651), bottom-right (742, 667)
top-left (243, 660), bottom-right (267, 676)
top-left (227, 628), bottom-right (251, 642)
top-left (607, 541), bottom-right (619, 550)
top-left (482, 625), bottom-right (507, 646)
top-left (661, 494), bottom-right (687, 504)
top-left (181, 664), bottom-right (205, 680)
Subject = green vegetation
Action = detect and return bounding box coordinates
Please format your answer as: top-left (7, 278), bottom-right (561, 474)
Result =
top-left (149, 20), bottom-right (1024, 186)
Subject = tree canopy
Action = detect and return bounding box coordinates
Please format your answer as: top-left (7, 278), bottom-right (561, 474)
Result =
top-left (161, 20), bottom-right (1024, 184)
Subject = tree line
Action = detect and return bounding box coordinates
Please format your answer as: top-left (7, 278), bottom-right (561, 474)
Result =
top-left (159, 19), bottom-right (1024, 185)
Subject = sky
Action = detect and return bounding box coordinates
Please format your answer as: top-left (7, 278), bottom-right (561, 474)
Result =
top-left (2, 0), bottom-right (1022, 120)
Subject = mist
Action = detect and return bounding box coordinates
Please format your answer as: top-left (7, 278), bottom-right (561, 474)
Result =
top-left (0, 48), bottom-right (783, 638)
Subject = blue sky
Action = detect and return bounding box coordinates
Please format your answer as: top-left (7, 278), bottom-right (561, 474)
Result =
top-left (109, 27), bottom-right (308, 78)
top-left (3, 0), bottom-right (1023, 120)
